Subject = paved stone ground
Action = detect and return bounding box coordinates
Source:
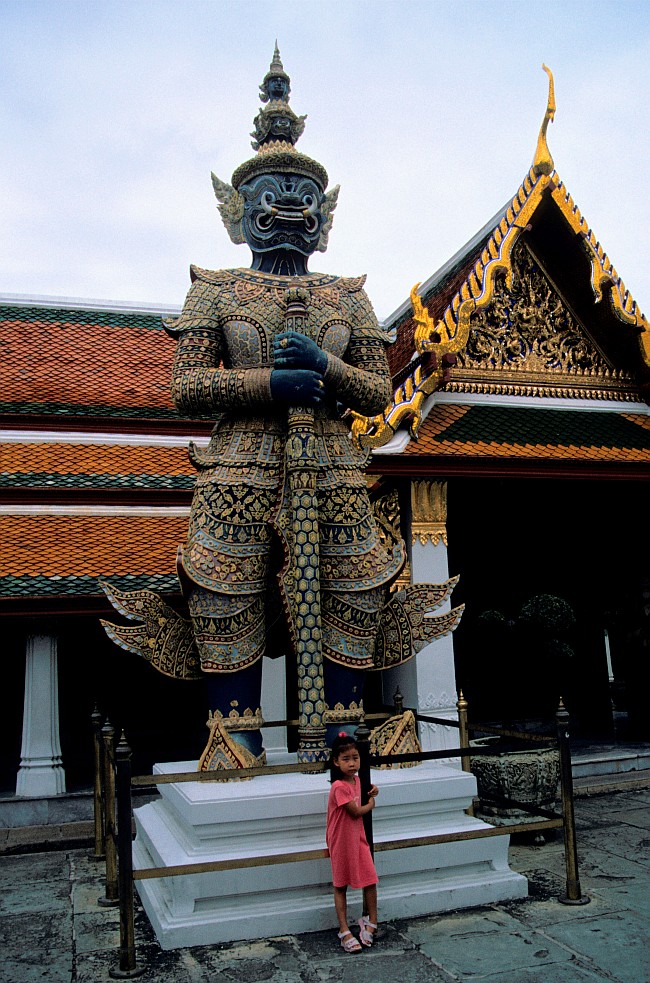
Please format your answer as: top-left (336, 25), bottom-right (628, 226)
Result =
top-left (1, 782), bottom-right (649, 982)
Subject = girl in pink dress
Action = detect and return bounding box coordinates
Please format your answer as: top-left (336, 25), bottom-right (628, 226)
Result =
top-left (326, 733), bottom-right (379, 953)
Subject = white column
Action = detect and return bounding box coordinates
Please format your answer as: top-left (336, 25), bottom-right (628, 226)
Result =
top-left (383, 481), bottom-right (460, 757)
top-left (16, 635), bottom-right (66, 796)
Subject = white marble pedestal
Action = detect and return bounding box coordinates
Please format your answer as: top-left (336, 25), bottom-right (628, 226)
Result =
top-left (133, 758), bottom-right (527, 950)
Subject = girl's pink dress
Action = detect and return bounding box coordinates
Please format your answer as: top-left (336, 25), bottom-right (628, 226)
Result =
top-left (326, 776), bottom-right (378, 889)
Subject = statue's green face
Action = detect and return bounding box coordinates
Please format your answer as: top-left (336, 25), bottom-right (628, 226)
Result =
top-left (239, 172), bottom-right (325, 260)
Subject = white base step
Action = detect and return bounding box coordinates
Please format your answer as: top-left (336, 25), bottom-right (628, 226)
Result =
top-left (133, 758), bottom-right (527, 949)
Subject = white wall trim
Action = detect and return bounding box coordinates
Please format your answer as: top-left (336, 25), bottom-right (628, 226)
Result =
top-left (0, 505), bottom-right (191, 517)
top-left (0, 429), bottom-right (209, 448)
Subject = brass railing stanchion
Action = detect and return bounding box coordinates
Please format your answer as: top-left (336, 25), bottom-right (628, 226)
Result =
top-left (457, 690), bottom-right (474, 816)
top-left (355, 713), bottom-right (374, 857)
top-left (457, 691), bottom-right (470, 772)
top-left (89, 705), bottom-right (105, 861)
top-left (556, 698), bottom-right (590, 906)
top-left (98, 719), bottom-right (120, 907)
top-left (109, 732), bottom-right (145, 979)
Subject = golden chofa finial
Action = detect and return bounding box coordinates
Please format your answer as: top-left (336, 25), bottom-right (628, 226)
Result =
top-left (533, 64), bottom-right (556, 177)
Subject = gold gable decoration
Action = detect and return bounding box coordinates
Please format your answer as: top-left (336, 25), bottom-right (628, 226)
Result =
top-left (370, 710), bottom-right (421, 769)
top-left (448, 241), bottom-right (638, 400)
top-left (532, 64), bottom-right (555, 178)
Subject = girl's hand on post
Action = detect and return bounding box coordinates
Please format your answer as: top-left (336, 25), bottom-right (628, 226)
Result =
top-left (368, 784), bottom-right (379, 798)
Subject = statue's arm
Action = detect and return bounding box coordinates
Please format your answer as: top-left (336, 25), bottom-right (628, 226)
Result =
top-left (322, 288), bottom-right (393, 415)
top-left (169, 280), bottom-right (272, 413)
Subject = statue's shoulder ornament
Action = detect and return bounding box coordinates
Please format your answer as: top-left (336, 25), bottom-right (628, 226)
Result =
top-left (338, 274), bottom-right (368, 294)
top-left (163, 266), bottom-right (237, 336)
top-left (189, 265), bottom-right (238, 287)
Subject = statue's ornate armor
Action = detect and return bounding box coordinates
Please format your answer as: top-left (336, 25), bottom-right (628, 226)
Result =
top-left (168, 265), bottom-right (404, 674)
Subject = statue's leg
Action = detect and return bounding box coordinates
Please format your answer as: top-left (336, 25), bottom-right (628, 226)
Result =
top-left (323, 658), bottom-right (366, 744)
top-left (321, 586), bottom-right (385, 744)
top-left (183, 481), bottom-right (275, 759)
top-left (188, 587), bottom-right (267, 758)
top-left (205, 661), bottom-right (264, 758)
top-left (318, 482), bottom-right (396, 745)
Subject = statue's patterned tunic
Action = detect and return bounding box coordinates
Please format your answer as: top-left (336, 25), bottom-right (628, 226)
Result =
top-left (168, 266), bottom-right (404, 674)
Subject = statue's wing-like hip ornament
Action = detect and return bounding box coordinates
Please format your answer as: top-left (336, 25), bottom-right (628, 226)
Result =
top-left (374, 578), bottom-right (464, 671)
top-left (100, 581), bottom-right (202, 680)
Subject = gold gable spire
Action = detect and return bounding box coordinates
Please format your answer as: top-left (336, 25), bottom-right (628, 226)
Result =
top-left (533, 64), bottom-right (556, 176)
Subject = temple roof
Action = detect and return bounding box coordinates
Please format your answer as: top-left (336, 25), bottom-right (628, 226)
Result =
top-left (0, 295), bottom-right (203, 611)
top-left (0, 509), bottom-right (188, 609)
top-left (355, 140), bottom-right (650, 451)
top-left (0, 440), bottom-right (196, 496)
top-left (386, 404), bottom-right (650, 472)
top-left (0, 299), bottom-right (197, 429)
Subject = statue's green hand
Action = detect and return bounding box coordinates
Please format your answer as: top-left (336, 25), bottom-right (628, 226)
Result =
top-left (274, 332), bottom-right (327, 374)
top-left (270, 368), bottom-right (325, 406)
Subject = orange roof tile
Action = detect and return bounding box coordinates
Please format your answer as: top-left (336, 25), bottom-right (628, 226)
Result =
top-left (0, 443), bottom-right (194, 477)
top-left (402, 405), bottom-right (650, 463)
top-left (0, 514), bottom-right (186, 578)
top-left (1, 305), bottom-right (178, 417)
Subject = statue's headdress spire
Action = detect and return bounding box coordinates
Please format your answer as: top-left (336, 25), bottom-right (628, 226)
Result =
top-left (250, 42), bottom-right (306, 153)
top-left (259, 41), bottom-right (290, 102)
top-left (233, 44), bottom-right (326, 188)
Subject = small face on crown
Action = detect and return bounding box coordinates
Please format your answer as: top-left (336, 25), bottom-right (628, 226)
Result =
top-left (267, 75), bottom-right (290, 102)
top-left (239, 171), bottom-right (325, 258)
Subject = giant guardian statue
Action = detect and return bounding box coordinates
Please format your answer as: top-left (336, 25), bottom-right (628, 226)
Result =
top-left (103, 46), bottom-right (462, 766)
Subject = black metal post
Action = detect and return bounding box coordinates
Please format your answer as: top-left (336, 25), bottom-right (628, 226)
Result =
top-left (355, 714), bottom-right (374, 857)
top-left (98, 719), bottom-right (120, 907)
top-left (556, 699), bottom-right (590, 906)
top-left (393, 688), bottom-right (404, 715)
top-left (109, 732), bottom-right (145, 978)
top-left (89, 705), bottom-right (105, 861)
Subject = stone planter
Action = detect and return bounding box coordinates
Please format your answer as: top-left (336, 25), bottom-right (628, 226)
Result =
top-left (470, 737), bottom-right (560, 820)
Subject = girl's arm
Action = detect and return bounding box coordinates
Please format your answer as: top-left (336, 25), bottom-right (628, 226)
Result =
top-left (344, 796), bottom-right (375, 818)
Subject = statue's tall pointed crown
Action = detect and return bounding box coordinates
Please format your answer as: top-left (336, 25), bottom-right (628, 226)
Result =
top-left (259, 41), bottom-right (290, 99)
top-left (232, 44), bottom-right (328, 190)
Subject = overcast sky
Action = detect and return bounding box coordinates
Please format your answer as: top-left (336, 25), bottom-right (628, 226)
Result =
top-left (2, 0), bottom-right (649, 321)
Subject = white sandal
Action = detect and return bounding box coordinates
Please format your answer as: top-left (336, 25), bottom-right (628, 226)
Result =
top-left (338, 930), bottom-right (362, 953)
top-left (358, 915), bottom-right (377, 947)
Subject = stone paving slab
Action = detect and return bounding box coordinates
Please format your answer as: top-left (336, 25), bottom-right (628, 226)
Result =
top-left (0, 910), bottom-right (73, 983)
top-left (542, 910), bottom-right (650, 983)
top-left (475, 962), bottom-right (614, 982)
top-left (403, 909), bottom-right (577, 978)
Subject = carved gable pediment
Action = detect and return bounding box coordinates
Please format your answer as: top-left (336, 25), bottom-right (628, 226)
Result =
top-left (449, 242), bottom-right (638, 400)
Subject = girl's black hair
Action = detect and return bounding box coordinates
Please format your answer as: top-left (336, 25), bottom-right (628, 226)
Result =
top-left (329, 732), bottom-right (359, 782)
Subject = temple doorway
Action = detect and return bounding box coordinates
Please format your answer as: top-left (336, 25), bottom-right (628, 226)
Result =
top-left (447, 476), bottom-right (649, 740)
